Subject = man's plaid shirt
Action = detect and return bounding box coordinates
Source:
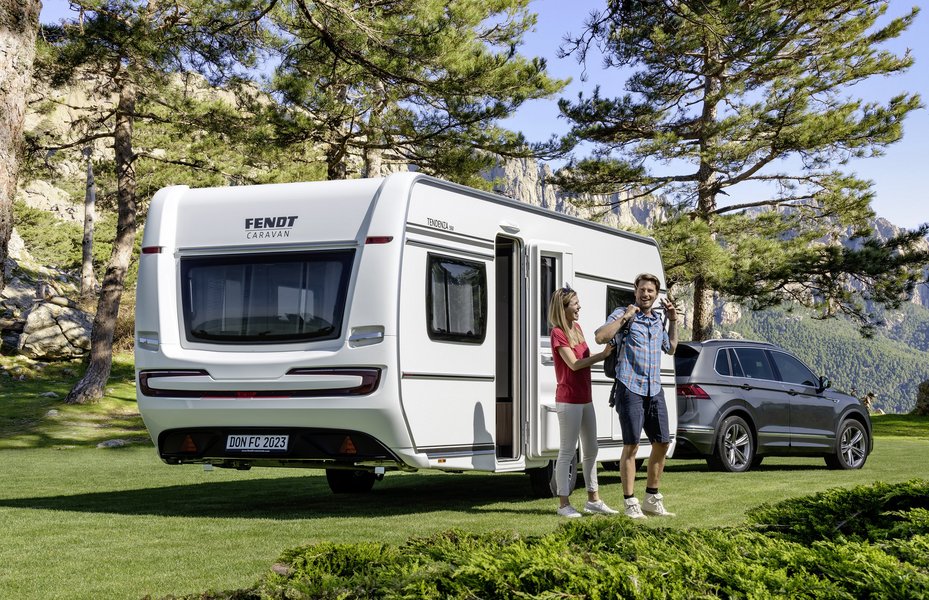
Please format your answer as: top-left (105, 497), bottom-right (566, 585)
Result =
top-left (606, 308), bottom-right (670, 397)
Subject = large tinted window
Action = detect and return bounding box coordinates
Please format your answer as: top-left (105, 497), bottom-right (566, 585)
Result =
top-left (732, 347), bottom-right (776, 380)
top-left (181, 250), bottom-right (354, 344)
top-left (674, 344), bottom-right (700, 376)
top-left (770, 351), bottom-right (818, 386)
top-left (428, 254), bottom-right (487, 343)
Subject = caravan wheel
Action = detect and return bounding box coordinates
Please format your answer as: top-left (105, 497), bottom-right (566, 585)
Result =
top-left (528, 454), bottom-right (577, 498)
top-left (325, 469), bottom-right (376, 494)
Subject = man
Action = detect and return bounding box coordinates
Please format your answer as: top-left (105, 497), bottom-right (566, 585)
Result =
top-left (595, 273), bottom-right (678, 518)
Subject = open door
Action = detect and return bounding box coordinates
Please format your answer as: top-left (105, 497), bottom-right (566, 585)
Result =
top-left (526, 241), bottom-right (573, 459)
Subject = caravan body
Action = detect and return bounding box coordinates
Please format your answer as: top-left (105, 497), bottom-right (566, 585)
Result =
top-left (135, 172), bottom-right (676, 493)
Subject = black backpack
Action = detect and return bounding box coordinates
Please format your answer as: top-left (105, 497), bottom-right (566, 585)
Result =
top-left (603, 321), bottom-right (631, 378)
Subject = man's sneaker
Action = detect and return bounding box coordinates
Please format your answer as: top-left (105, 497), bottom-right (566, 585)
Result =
top-left (557, 505), bottom-right (583, 518)
top-left (624, 497), bottom-right (646, 519)
top-left (584, 500), bottom-right (619, 515)
top-left (643, 492), bottom-right (675, 517)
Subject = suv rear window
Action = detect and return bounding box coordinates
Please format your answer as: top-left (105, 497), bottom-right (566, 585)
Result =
top-left (181, 250), bottom-right (355, 344)
top-left (674, 344), bottom-right (700, 376)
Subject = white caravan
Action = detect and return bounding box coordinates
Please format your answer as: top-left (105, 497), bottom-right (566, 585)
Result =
top-left (135, 172), bottom-right (677, 495)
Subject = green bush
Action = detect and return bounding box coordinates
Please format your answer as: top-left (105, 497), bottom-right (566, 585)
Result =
top-left (182, 480), bottom-right (929, 600)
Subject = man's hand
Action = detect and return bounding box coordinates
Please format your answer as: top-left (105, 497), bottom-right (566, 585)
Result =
top-left (661, 297), bottom-right (677, 322)
top-left (623, 304), bottom-right (640, 320)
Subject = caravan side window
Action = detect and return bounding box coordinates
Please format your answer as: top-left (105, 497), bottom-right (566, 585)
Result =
top-left (427, 254), bottom-right (487, 343)
top-left (605, 286), bottom-right (635, 318)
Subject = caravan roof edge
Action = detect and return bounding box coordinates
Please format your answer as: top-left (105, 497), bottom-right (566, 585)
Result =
top-left (401, 173), bottom-right (660, 249)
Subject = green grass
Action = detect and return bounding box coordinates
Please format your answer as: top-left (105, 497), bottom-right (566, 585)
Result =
top-left (2, 357), bottom-right (929, 599)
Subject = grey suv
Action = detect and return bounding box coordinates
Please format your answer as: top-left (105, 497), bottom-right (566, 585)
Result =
top-left (675, 340), bottom-right (872, 472)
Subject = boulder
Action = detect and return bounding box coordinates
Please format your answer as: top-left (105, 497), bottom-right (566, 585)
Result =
top-left (19, 302), bottom-right (92, 360)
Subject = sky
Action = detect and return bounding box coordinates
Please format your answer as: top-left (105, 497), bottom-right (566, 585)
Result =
top-left (504, 0), bottom-right (929, 231)
top-left (38, 0), bottom-right (927, 231)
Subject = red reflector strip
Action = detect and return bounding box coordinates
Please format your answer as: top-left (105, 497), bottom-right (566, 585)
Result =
top-left (365, 236), bottom-right (393, 244)
top-left (142, 246), bottom-right (163, 254)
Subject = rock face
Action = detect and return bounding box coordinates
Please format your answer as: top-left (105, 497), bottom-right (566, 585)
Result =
top-left (486, 159), bottom-right (668, 231)
top-left (18, 301), bottom-right (92, 359)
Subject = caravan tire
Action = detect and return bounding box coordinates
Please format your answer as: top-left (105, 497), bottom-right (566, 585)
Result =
top-left (325, 469), bottom-right (376, 494)
top-left (528, 454), bottom-right (577, 498)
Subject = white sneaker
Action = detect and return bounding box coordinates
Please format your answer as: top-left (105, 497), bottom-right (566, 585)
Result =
top-left (643, 492), bottom-right (675, 517)
top-left (624, 497), bottom-right (646, 519)
top-left (557, 505), bottom-right (583, 518)
top-left (584, 500), bottom-right (619, 515)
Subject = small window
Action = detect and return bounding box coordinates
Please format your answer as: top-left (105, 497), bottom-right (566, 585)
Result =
top-left (770, 351), bottom-right (818, 386)
top-left (714, 349), bottom-right (731, 376)
top-left (729, 349), bottom-right (745, 377)
top-left (733, 347), bottom-right (775, 381)
top-left (606, 286), bottom-right (636, 319)
top-left (427, 254), bottom-right (487, 343)
top-left (540, 255), bottom-right (557, 336)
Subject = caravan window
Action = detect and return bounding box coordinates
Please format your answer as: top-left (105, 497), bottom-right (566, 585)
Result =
top-left (181, 250), bottom-right (354, 344)
top-left (606, 286), bottom-right (635, 318)
top-left (427, 254), bottom-right (487, 343)
top-left (540, 255), bottom-right (557, 336)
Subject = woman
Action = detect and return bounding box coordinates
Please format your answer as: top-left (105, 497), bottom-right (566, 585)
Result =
top-left (548, 286), bottom-right (618, 517)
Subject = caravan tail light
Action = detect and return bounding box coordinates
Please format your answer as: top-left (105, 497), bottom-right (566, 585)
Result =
top-left (365, 236), bottom-right (393, 244)
top-left (677, 384), bottom-right (711, 399)
top-left (141, 246), bottom-right (163, 254)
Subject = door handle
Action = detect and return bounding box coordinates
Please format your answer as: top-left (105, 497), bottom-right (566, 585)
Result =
top-left (740, 383), bottom-right (752, 390)
top-left (787, 389), bottom-right (799, 396)
top-left (541, 354), bottom-right (554, 366)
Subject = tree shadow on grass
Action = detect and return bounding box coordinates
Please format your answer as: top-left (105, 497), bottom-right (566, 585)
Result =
top-left (0, 470), bottom-right (568, 519)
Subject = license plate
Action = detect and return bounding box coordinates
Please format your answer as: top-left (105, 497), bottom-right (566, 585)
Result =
top-left (226, 434), bottom-right (289, 453)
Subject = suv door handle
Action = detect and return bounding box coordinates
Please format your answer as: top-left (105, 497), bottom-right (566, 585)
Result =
top-left (787, 389), bottom-right (799, 396)
top-left (740, 383), bottom-right (752, 390)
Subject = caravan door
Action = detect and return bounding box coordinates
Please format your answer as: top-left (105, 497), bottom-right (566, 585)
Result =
top-left (526, 242), bottom-right (574, 459)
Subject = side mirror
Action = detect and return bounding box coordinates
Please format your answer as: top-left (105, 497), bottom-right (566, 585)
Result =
top-left (818, 376), bottom-right (831, 393)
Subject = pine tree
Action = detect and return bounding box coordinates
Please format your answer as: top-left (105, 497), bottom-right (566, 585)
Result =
top-left (266, 0), bottom-right (566, 185)
top-left (35, 0), bottom-right (269, 403)
top-left (556, 0), bottom-right (927, 340)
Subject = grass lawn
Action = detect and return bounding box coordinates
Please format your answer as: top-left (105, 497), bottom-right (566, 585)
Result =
top-left (1, 355), bottom-right (927, 599)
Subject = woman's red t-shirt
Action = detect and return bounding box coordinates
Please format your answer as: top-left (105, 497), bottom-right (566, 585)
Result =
top-left (550, 324), bottom-right (592, 404)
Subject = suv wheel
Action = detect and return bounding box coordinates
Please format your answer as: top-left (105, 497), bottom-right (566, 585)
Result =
top-left (707, 415), bottom-right (754, 472)
top-left (824, 419), bottom-right (869, 470)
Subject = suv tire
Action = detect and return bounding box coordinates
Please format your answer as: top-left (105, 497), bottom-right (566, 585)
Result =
top-left (707, 415), bottom-right (754, 472)
top-left (824, 419), bottom-right (870, 470)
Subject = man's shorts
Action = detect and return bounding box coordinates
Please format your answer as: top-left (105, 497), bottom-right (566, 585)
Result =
top-left (615, 382), bottom-right (671, 445)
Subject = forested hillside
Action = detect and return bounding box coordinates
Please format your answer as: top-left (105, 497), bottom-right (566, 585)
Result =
top-left (728, 306), bottom-right (929, 414)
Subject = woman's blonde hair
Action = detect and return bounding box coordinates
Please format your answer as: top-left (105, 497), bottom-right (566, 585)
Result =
top-left (548, 287), bottom-right (582, 347)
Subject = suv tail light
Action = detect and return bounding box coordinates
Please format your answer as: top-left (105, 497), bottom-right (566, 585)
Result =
top-left (677, 384), bottom-right (710, 399)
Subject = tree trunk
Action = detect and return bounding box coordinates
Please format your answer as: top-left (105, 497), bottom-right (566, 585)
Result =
top-left (0, 0), bottom-right (41, 291)
top-left (691, 276), bottom-right (715, 341)
top-left (67, 81), bottom-right (138, 404)
top-left (81, 148), bottom-right (97, 299)
top-left (691, 55), bottom-right (721, 342)
top-left (326, 142), bottom-right (347, 180)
